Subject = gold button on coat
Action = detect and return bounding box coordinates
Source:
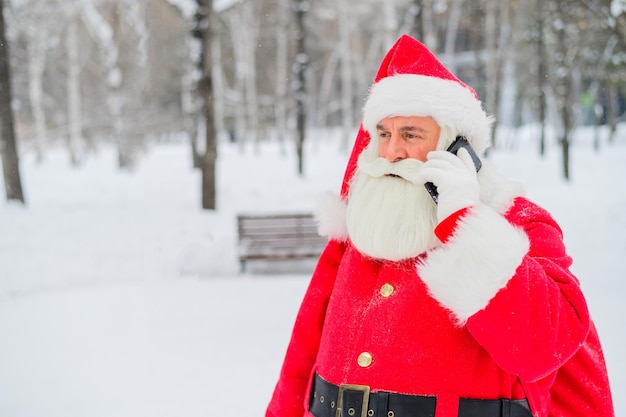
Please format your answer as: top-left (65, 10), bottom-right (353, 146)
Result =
top-left (357, 352), bottom-right (373, 367)
top-left (380, 283), bottom-right (394, 297)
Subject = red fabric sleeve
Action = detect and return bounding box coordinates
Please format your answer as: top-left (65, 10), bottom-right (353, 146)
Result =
top-left (266, 239), bottom-right (346, 417)
top-left (434, 207), bottom-right (471, 243)
top-left (549, 319), bottom-right (615, 416)
top-left (465, 198), bottom-right (590, 382)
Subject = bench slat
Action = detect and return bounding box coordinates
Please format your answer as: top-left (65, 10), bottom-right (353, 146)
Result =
top-left (236, 213), bottom-right (328, 271)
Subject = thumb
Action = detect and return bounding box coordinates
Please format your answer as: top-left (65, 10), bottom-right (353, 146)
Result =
top-left (456, 148), bottom-right (477, 172)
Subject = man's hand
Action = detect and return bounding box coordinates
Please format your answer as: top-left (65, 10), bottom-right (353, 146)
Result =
top-left (414, 148), bottom-right (480, 222)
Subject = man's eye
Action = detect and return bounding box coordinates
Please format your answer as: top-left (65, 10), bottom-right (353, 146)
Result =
top-left (379, 132), bottom-right (390, 138)
top-left (404, 133), bottom-right (420, 140)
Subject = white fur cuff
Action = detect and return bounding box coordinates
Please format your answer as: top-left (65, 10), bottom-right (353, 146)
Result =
top-left (417, 204), bottom-right (530, 325)
top-left (314, 192), bottom-right (349, 242)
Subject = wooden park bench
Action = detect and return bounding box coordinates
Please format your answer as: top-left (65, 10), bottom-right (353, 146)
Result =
top-left (237, 213), bottom-right (328, 272)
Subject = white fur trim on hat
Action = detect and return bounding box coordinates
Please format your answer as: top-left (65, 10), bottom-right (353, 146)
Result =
top-left (363, 74), bottom-right (494, 155)
top-left (417, 204), bottom-right (530, 325)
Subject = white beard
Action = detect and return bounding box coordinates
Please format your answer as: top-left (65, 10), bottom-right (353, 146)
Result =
top-left (346, 153), bottom-right (439, 261)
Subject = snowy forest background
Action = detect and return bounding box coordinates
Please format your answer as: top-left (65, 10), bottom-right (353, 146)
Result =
top-left (1, 0), bottom-right (626, 416)
top-left (3, 0), bottom-right (626, 200)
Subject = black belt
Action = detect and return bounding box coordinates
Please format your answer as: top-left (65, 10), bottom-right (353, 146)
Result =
top-left (309, 374), bottom-right (532, 417)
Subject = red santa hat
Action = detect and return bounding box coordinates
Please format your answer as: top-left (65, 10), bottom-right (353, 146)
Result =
top-left (340, 35), bottom-right (492, 198)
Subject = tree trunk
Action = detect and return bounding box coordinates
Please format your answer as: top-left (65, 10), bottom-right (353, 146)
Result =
top-left (536, 0), bottom-right (547, 157)
top-left (293, 0), bottom-right (308, 176)
top-left (489, 0), bottom-right (512, 147)
top-left (76, 0), bottom-right (123, 166)
top-left (381, 1), bottom-right (396, 48)
top-left (593, 102), bottom-right (601, 152)
top-left (339, 0), bottom-right (354, 150)
top-left (554, 0), bottom-right (573, 181)
top-left (484, 0), bottom-right (498, 147)
top-left (561, 130), bottom-right (570, 180)
top-left (275, 0), bottom-right (289, 153)
top-left (410, 0), bottom-right (423, 41)
top-left (182, 36), bottom-right (201, 168)
top-left (421, 0), bottom-right (437, 50)
top-left (0, 0), bottom-right (25, 203)
top-left (588, 36), bottom-right (618, 152)
top-left (27, 25), bottom-right (47, 163)
top-left (211, 25), bottom-right (224, 138)
top-left (66, 12), bottom-right (82, 166)
top-left (443, 0), bottom-right (464, 73)
top-left (197, 0), bottom-right (217, 210)
top-left (607, 83), bottom-right (617, 143)
top-left (105, 5), bottom-right (129, 169)
top-left (559, 74), bottom-right (575, 180)
top-left (316, 48), bottom-right (340, 126)
top-left (242, 2), bottom-right (259, 147)
top-left (228, 11), bottom-right (246, 149)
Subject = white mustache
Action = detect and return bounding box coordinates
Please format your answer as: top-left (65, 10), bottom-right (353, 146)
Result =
top-left (357, 155), bottom-right (423, 183)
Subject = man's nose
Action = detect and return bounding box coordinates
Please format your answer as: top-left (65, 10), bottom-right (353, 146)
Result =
top-left (384, 134), bottom-right (407, 162)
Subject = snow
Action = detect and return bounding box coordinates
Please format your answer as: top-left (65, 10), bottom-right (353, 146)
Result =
top-left (0, 125), bottom-right (624, 416)
top-left (165, 0), bottom-right (197, 20)
top-left (214, 0), bottom-right (242, 13)
top-left (611, 0), bottom-right (626, 18)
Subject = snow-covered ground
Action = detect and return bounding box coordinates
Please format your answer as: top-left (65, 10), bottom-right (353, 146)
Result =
top-left (0, 125), bottom-right (624, 416)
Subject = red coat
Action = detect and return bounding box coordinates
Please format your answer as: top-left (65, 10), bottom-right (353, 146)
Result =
top-left (266, 197), bottom-right (614, 417)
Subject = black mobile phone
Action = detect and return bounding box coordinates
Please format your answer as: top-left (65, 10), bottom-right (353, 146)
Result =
top-left (424, 136), bottom-right (482, 204)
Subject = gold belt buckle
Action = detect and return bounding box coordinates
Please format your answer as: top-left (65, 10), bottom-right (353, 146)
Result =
top-left (336, 383), bottom-right (370, 417)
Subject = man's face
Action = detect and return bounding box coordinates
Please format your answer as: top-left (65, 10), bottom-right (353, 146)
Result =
top-left (376, 116), bottom-right (440, 162)
top-left (346, 116), bottom-right (442, 261)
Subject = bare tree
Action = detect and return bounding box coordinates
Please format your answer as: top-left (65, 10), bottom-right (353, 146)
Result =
top-left (60, 0), bottom-right (123, 166)
top-left (195, 0), bottom-right (217, 209)
top-left (442, 0), bottom-right (464, 73)
top-left (483, 0), bottom-right (513, 149)
top-left (421, 0), bottom-right (438, 51)
top-left (409, 0), bottom-right (423, 41)
top-left (242, 2), bottom-right (260, 146)
top-left (0, 0), bottom-right (25, 203)
top-left (293, 0), bottom-right (308, 175)
top-left (65, 5), bottom-right (83, 165)
top-left (381, 1), bottom-right (398, 47)
top-left (101, 0), bottom-right (146, 168)
top-left (26, 12), bottom-right (49, 163)
top-left (535, 0), bottom-right (548, 157)
top-left (579, 0), bottom-right (626, 143)
top-left (274, 0), bottom-right (289, 151)
top-left (587, 35), bottom-right (618, 151)
top-left (11, 0), bottom-right (64, 164)
top-left (225, 2), bottom-right (260, 148)
top-left (484, 0), bottom-right (498, 144)
top-left (338, 0), bottom-right (355, 150)
top-left (550, 0), bottom-right (579, 180)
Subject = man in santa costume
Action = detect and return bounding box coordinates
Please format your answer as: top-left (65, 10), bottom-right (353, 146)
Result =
top-left (266, 35), bottom-right (614, 417)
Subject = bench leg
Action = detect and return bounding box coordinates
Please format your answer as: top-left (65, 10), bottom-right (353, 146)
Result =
top-left (240, 259), bottom-right (246, 273)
